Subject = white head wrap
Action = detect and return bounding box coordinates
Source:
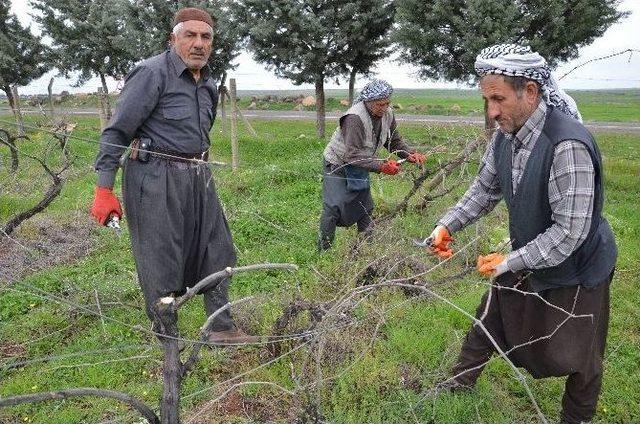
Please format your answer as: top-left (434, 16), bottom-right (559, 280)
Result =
top-left (475, 44), bottom-right (582, 122)
top-left (356, 79), bottom-right (394, 103)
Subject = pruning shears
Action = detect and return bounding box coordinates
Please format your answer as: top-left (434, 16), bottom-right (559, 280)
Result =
top-left (106, 214), bottom-right (122, 237)
top-left (412, 235), bottom-right (434, 248)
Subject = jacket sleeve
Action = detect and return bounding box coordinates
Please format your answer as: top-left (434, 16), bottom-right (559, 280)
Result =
top-left (94, 66), bottom-right (160, 188)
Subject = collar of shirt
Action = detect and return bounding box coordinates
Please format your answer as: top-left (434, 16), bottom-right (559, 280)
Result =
top-left (511, 100), bottom-right (547, 149)
top-left (168, 48), bottom-right (212, 81)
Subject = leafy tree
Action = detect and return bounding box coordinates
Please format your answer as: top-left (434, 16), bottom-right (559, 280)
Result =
top-left (235, 0), bottom-right (394, 138)
top-left (394, 0), bottom-right (628, 82)
top-left (338, 1), bottom-right (394, 104)
top-left (124, 0), bottom-right (243, 85)
top-left (0, 0), bottom-right (49, 116)
top-left (29, 0), bottom-right (136, 94)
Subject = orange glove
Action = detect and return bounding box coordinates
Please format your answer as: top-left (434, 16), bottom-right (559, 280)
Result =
top-left (380, 160), bottom-right (401, 175)
top-left (407, 152), bottom-right (427, 164)
top-left (476, 253), bottom-right (506, 277)
top-left (428, 225), bottom-right (453, 258)
top-left (90, 187), bottom-right (122, 225)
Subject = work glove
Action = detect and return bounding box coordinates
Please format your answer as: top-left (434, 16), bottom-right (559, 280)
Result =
top-left (428, 225), bottom-right (453, 258)
top-left (476, 253), bottom-right (508, 277)
top-left (90, 186), bottom-right (123, 225)
top-left (380, 160), bottom-right (401, 175)
top-left (407, 152), bottom-right (427, 165)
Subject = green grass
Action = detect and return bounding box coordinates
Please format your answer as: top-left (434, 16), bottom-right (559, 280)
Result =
top-left (0, 114), bottom-right (638, 423)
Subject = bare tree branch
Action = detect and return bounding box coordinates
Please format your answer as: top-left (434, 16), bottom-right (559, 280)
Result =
top-left (0, 388), bottom-right (159, 424)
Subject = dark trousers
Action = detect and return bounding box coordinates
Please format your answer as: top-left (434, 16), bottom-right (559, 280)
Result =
top-left (318, 204), bottom-right (373, 250)
top-left (123, 157), bottom-right (237, 331)
top-left (452, 272), bottom-right (612, 423)
top-left (318, 161), bottom-right (374, 250)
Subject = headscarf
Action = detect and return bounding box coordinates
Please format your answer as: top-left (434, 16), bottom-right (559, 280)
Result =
top-left (474, 44), bottom-right (582, 122)
top-left (355, 79), bottom-right (394, 103)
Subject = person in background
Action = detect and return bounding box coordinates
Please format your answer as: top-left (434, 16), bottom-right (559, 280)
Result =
top-left (426, 44), bottom-right (616, 424)
top-left (90, 7), bottom-right (257, 345)
top-left (318, 79), bottom-right (427, 250)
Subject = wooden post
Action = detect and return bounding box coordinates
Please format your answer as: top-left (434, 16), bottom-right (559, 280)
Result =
top-left (219, 85), bottom-right (226, 134)
top-left (224, 90), bottom-right (257, 138)
top-left (10, 85), bottom-right (25, 136)
top-left (230, 78), bottom-right (239, 171)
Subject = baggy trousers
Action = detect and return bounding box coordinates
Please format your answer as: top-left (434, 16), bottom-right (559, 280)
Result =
top-left (319, 160), bottom-right (374, 249)
top-left (451, 271), bottom-right (612, 423)
top-left (123, 157), bottom-right (237, 331)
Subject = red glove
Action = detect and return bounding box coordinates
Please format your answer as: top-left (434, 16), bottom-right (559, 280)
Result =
top-left (428, 225), bottom-right (453, 258)
top-left (477, 253), bottom-right (506, 277)
top-left (408, 152), bottom-right (427, 164)
top-left (90, 187), bottom-right (122, 225)
top-left (380, 160), bottom-right (400, 175)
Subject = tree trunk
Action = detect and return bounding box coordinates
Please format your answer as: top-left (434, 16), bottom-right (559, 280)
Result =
top-left (47, 77), bottom-right (55, 119)
top-left (10, 85), bottom-right (25, 136)
top-left (348, 68), bottom-right (357, 106)
top-left (0, 128), bottom-right (19, 173)
top-left (315, 76), bottom-right (325, 139)
top-left (99, 73), bottom-right (112, 120)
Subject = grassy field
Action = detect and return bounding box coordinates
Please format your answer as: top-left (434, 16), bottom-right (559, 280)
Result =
top-left (0, 111), bottom-right (638, 423)
top-left (3, 87), bottom-right (639, 123)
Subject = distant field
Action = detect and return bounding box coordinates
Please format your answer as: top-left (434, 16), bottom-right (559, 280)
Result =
top-left (233, 88), bottom-right (640, 122)
top-left (2, 87), bottom-right (638, 123)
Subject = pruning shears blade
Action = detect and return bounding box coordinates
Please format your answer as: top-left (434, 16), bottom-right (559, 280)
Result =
top-left (106, 215), bottom-right (122, 237)
top-left (413, 236), bottom-right (433, 248)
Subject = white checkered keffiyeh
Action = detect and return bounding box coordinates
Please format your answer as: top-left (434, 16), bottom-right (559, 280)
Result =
top-left (475, 44), bottom-right (582, 122)
top-left (355, 79), bottom-right (394, 103)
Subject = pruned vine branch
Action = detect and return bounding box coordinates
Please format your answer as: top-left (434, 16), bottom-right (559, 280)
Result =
top-left (0, 388), bottom-right (159, 424)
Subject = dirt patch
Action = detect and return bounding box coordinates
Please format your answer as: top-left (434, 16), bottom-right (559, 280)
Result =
top-left (187, 389), bottom-right (293, 423)
top-left (0, 212), bottom-right (96, 283)
top-left (0, 340), bottom-right (27, 359)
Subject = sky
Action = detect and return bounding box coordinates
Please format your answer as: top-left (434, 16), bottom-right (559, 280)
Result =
top-left (9, 0), bottom-right (640, 95)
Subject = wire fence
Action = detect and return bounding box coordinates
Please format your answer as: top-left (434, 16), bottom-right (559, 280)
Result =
top-left (0, 48), bottom-right (638, 422)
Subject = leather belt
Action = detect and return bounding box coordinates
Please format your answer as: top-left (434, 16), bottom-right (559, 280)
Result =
top-left (151, 147), bottom-right (209, 163)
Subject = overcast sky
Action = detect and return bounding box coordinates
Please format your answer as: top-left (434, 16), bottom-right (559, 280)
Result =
top-left (10, 0), bottom-right (640, 94)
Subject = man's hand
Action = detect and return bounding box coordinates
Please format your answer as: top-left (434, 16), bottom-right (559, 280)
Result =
top-left (476, 253), bottom-right (507, 277)
top-left (428, 225), bottom-right (453, 258)
top-left (90, 187), bottom-right (123, 225)
top-left (407, 152), bottom-right (427, 165)
top-left (380, 160), bottom-right (401, 175)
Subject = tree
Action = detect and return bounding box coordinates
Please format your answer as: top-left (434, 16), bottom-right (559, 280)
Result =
top-left (338, 1), bottom-right (395, 105)
top-left (124, 0), bottom-right (243, 85)
top-left (235, 0), bottom-right (387, 138)
top-left (29, 0), bottom-right (137, 95)
top-left (0, 0), bottom-right (50, 125)
top-left (393, 0), bottom-right (628, 82)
